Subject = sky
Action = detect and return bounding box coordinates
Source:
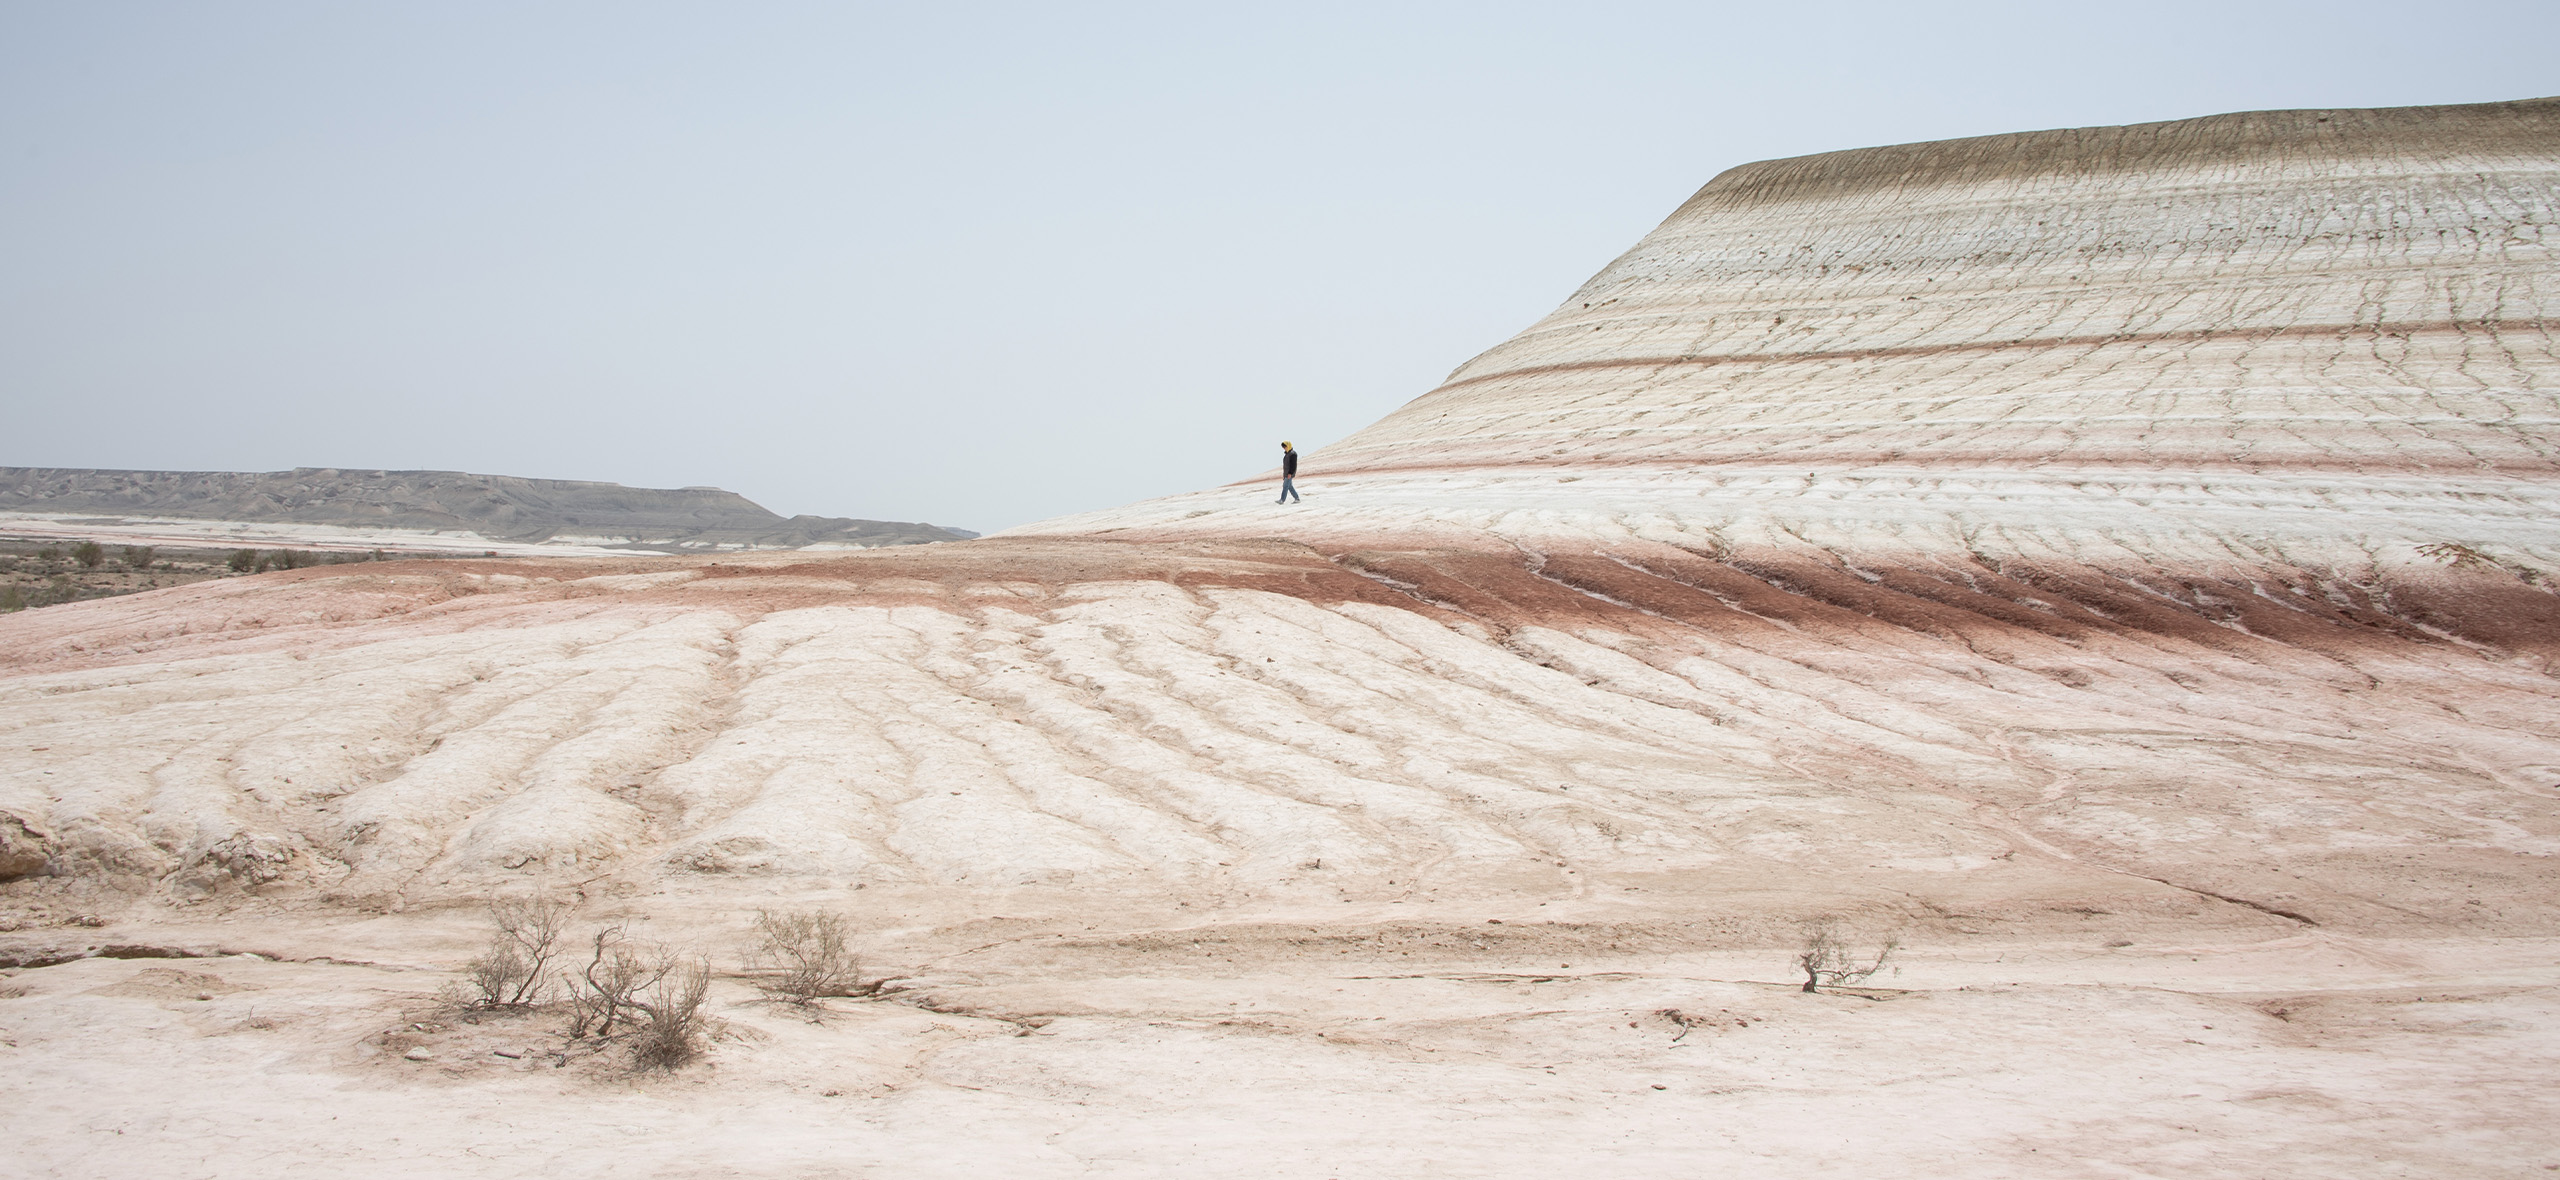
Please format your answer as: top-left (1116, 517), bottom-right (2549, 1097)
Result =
top-left (3, 3), bottom-right (2555, 533)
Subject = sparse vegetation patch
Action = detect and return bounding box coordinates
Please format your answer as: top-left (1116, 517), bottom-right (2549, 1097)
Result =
top-left (749, 908), bottom-right (868, 1005)
top-left (463, 897), bottom-right (568, 1009)
top-left (1794, 924), bottom-right (1899, 994)
top-left (558, 923), bottom-right (717, 1071)
top-left (0, 538), bottom-right (418, 612)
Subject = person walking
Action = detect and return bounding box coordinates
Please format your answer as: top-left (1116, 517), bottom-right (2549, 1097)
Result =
top-left (1277, 441), bottom-right (1301, 504)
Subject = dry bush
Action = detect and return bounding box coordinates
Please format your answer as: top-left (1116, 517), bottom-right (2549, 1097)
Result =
top-left (465, 946), bottom-right (530, 1009)
top-left (565, 924), bottom-right (664, 1038)
top-left (561, 924), bottom-right (718, 1072)
top-left (463, 897), bottom-right (568, 1009)
top-left (1795, 923), bottom-right (1898, 994)
top-left (630, 956), bottom-right (713, 1071)
top-left (750, 909), bottom-right (864, 1005)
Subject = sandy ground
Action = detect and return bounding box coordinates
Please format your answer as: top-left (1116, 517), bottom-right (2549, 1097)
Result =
top-left (4, 893), bottom-right (2557, 1179)
top-left (1, 537), bottom-right (2554, 1176)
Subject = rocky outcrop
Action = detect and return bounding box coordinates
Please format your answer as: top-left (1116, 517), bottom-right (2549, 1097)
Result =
top-left (0, 812), bottom-right (52, 881)
top-left (0, 467), bottom-right (975, 551)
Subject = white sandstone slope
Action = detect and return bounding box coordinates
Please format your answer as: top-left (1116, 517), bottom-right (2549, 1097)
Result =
top-left (1014, 98), bottom-right (2560, 568)
top-left (0, 538), bottom-right (2551, 932)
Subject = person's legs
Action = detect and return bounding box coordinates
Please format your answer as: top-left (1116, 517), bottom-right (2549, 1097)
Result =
top-left (1278, 477), bottom-right (1299, 503)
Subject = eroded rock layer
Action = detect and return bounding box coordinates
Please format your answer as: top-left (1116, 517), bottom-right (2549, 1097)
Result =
top-left (1017, 98), bottom-right (2560, 568)
top-left (1, 541), bottom-right (2553, 937)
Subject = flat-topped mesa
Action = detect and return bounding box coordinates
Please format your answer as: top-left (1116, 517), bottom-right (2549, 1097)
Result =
top-left (1012, 97), bottom-right (2560, 568)
top-left (0, 467), bottom-right (974, 551)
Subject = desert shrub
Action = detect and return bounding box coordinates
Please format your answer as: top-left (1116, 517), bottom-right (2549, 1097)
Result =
top-left (564, 924), bottom-right (691, 1039)
top-left (630, 956), bottom-right (713, 1071)
top-left (466, 942), bottom-right (531, 1008)
top-left (464, 897), bottom-right (569, 1008)
top-left (560, 924), bottom-right (718, 1071)
top-left (227, 549), bottom-right (257, 573)
top-left (71, 541), bottom-right (103, 569)
top-left (120, 545), bottom-right (154, 570)
top-left (1794, 923), bottom-right (1898, 994)
top-left (749, 909), bottom-right (864, 1005)
top-left (0, 586), bottom-right (20, 613)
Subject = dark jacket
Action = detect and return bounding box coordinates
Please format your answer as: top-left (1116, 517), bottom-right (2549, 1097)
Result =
top-left (1281, 449), bottom-right (1298, 477)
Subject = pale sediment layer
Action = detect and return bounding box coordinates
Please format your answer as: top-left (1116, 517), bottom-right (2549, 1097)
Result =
top-left (3, 538), bottom-right (2555, 1177)
top-left (5, 931), bottom-right (2556, 1178)
top-left (1012, 97), bottom-right (2560, 565)
top-left (2, 541), bottom-right (2551, 933)
top-left (1011, 464), bottom-right (2560, 573)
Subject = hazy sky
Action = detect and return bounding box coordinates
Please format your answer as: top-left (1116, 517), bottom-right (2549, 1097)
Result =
top-left (4, 3), bottom-right (2554, 532)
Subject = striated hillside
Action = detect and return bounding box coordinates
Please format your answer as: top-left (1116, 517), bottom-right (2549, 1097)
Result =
top-left (1016, 97), bottom-right (2560, 570)
top-left (3, 95), bottom-right (2553, 924)
top-left (0, 466), bottom-right (975, 551)
top-left (4, 99), bottom-right (2558, 1176)
top-left (1, 95), bottom-right (2550, 929)
top-left (0, 538), bottom-right (2550, 936)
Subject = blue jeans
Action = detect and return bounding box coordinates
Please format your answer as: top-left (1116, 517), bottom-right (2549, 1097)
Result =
top-left (1278, 476), bottom-right (1299, 503)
